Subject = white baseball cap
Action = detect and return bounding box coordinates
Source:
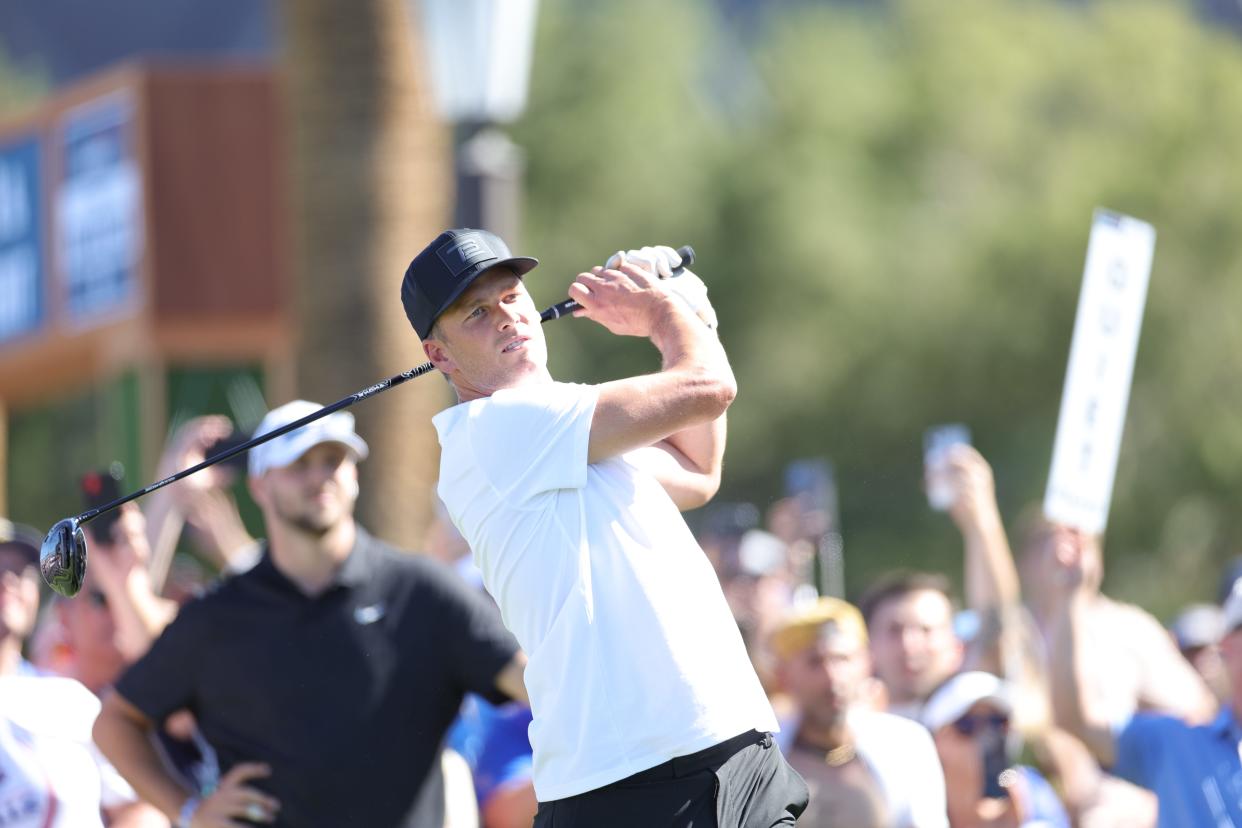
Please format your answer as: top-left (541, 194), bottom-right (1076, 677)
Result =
top-left (922, 671), bottom-right (1012, 732)
top-left (247, 400), bottom-right (370, 478)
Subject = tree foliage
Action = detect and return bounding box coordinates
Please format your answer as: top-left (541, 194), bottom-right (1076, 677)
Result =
top-left (513, 0), bottom-right (1242, 615)
top-left (0, 47), bottom-right (46, 119)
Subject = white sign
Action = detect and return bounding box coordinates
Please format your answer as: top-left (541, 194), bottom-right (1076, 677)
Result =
top-left (1044, 210), bottom-right (1156, 534)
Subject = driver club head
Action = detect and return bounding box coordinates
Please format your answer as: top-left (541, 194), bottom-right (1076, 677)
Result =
top-left (40, 518), bottom-right (87, 598)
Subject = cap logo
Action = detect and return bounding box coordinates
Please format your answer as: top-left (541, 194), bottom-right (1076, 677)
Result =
top-left (438, 233), bottom-right (497, 279)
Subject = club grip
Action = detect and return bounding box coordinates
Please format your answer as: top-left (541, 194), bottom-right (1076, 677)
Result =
top-left (540, 245), bottom-right (696, 323)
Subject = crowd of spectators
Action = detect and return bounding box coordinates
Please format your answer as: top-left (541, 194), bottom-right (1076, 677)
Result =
top-left (3, 407), bottom-right (1239, 827)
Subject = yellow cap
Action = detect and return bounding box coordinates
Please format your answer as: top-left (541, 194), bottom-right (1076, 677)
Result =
top-left (770, 596), bottom-right (868, 660)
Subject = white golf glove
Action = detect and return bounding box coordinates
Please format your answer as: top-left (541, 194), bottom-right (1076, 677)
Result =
top-left (605, 245), bottom-right (717, 329)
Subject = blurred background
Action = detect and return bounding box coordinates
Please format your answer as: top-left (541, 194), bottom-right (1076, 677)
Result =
top-left (1, 0), bottom-right (1240, 617)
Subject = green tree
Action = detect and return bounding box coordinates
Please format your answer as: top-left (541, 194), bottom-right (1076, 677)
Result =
top-left (516, 0), bottom-right (1242, 616)
top-left (0, 47), bottom-right (45, 118)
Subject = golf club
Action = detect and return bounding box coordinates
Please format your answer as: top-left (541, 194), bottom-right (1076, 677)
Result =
top-left (40, 246), bottom-right (695, 597)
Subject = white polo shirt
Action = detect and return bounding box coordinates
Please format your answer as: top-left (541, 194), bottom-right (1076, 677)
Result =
top-left (433, 381), bottom-right (777, 801)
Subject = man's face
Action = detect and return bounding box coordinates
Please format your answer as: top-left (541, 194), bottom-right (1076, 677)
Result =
top-left (56, 580), bottom-right (124, 692)
top-left (778, 626), bottom-right (869, 729)
top-left (868, 589), bottom-right (963, 706)
top-left (422, 269), bottom-right (550, 401)
top-left (932, 701), bottom-right (1012, 815)
top-left (0, 547), bottom-right (39, 643)
top-left (250, 442), bottom-right (359, 536)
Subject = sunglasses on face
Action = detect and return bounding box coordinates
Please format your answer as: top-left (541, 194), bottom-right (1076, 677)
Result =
top-left (952, 713), bottom-right (1009, 737)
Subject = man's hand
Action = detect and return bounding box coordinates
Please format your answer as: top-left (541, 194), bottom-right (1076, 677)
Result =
top-left (189, 762), bottom-right (280, 826)
top-left (1045, 524), bottom-right (1093, 606)
top-left (604, 246), bottom-right (718, 329)
top-left (943, 445), bottom-right (1002, 534)
top-left (85, 505), bottom-right (151, 595)
top-left (157, 416), bottom-right (239, 505)
top-left (568, 261), bottom-right (678, 338)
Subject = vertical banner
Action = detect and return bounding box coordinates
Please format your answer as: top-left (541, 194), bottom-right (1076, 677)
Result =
top-left (55, 92), bottom-right (144, 325)
top-left (1044, 209), bottom-right (1156, 534)
top-left (0, 135), bottom-right (44, 344)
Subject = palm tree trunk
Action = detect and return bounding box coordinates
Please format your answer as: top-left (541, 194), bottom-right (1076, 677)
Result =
top-left (281, 0), bottom-right (450, 549)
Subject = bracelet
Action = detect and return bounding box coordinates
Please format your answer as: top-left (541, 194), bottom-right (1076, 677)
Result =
top-left (176, 795), bottom-right (201, 828)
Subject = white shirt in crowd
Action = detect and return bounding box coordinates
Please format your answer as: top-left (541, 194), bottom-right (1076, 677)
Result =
top-left (0, 675), bottom-right (137, 827)
top-left (777, 709), bottom-right (949, 828)
top-left (434, 381), bottom-right (778, 801)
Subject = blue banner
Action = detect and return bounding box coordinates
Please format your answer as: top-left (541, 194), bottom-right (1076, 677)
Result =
top-left (0, 136), bottom-right (45, 344)
top-left (56, 93), bottom-right (143, 324)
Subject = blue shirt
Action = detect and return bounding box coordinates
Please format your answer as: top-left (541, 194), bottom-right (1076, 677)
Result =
top-left (1013, 765), bottom-right (1070, 828)
top-left (447, 694), bottom-right (533, 806)
top-left (1114, 708), bottom-right (1242, 828)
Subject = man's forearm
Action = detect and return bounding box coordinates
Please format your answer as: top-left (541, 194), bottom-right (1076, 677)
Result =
top-left (1047, 595), bottom-right (1116, 765)
top-left (94, 701), bottom-right (195, 819)
top-left (649, 299), bottom-right (734, 389)
top-left (103, 571), bottom-right (177, 662)
top-left (662, 412), bottom-right (726, 482)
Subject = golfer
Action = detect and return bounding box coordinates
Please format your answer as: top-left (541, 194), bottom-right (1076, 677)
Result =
top-left (403, 228), bottom-right (808, 827)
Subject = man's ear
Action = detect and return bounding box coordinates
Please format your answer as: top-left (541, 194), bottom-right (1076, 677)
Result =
top-left (423, 338), bottom-right (457, 375)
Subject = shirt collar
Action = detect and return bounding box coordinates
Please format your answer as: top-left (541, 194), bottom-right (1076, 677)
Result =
top-left (1208, 706), bottom-right (1242, 741)
top-left (251, 528), bottom-right (376, 595)
top-left (335, 528), bottom-right (376, 589)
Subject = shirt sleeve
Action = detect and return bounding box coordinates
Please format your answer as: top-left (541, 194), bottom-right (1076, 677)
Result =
top-left (1111, 712), bottom-right (1180, 791)
top-left (425, 561), bottom-right (521, 705)
top-left (465, 382), bottom-right (597, 501)
top-left (113, 599), bottom-right (209, 722)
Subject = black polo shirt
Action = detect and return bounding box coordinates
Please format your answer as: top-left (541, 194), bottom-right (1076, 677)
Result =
top-left (115, 529), bottom-right (520, 828)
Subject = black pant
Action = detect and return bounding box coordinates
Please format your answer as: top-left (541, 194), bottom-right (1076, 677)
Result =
top-left (533, 730), bottom-right (809, 828)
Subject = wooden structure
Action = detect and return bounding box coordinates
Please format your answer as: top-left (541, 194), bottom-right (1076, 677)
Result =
top-left (0, 64), bottom-right (292, 522)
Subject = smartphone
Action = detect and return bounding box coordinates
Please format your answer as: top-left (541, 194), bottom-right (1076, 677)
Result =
top-left (783, 458), bottom-right (838, 538)
top-left (784, 458), bottom-right (843, 597)
top-left (979, 728), bottom-right (1011, 800)
top-left (923, 424), bottom-right (971, 511)
top-left (80, 464), bottom-right (125, 542)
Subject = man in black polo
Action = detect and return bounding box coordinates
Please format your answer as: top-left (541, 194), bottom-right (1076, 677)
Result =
top-left (94, 400), bottom-right (527, 828)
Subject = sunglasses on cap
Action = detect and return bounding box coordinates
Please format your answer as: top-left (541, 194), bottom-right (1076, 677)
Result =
top-left (952, 713), bottom-right (1009, 737)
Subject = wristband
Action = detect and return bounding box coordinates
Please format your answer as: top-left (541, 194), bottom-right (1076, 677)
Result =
top-left (176, 795), bottom-right (201, 828)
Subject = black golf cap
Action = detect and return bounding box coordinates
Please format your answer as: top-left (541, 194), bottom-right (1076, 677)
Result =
top-left (402, 228), bottom-right (539, 339)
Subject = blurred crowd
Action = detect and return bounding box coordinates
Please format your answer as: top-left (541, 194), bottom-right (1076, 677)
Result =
top-left (3, 408), bottom-right (1241, 827)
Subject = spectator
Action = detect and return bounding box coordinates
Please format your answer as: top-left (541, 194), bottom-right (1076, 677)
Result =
top-left (933, 448), bottom-right (1159, 827)
top-left (859, 571), bottom-right (964, 720)
top-left (725, 528), bottom-right (800, 691)
top-left (1168, 602), bottom-right (1229, 703)
top-left (93, 401), bottom-right (527, 828)
top-left (447, 696), bottom-right (537, 828)
top-left (771, 596), bottom-right (948, 827)
top-left (1047, 525), bottom-right (1242, 827)
top-left (143, 416), bottom-right (261, 590)
top-left (1021, 517), bottom-right (1216, 728)
top-left (0, 518), bottom-right (167, 827)
top-left (923, 671), bottom-right (1069, 828)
